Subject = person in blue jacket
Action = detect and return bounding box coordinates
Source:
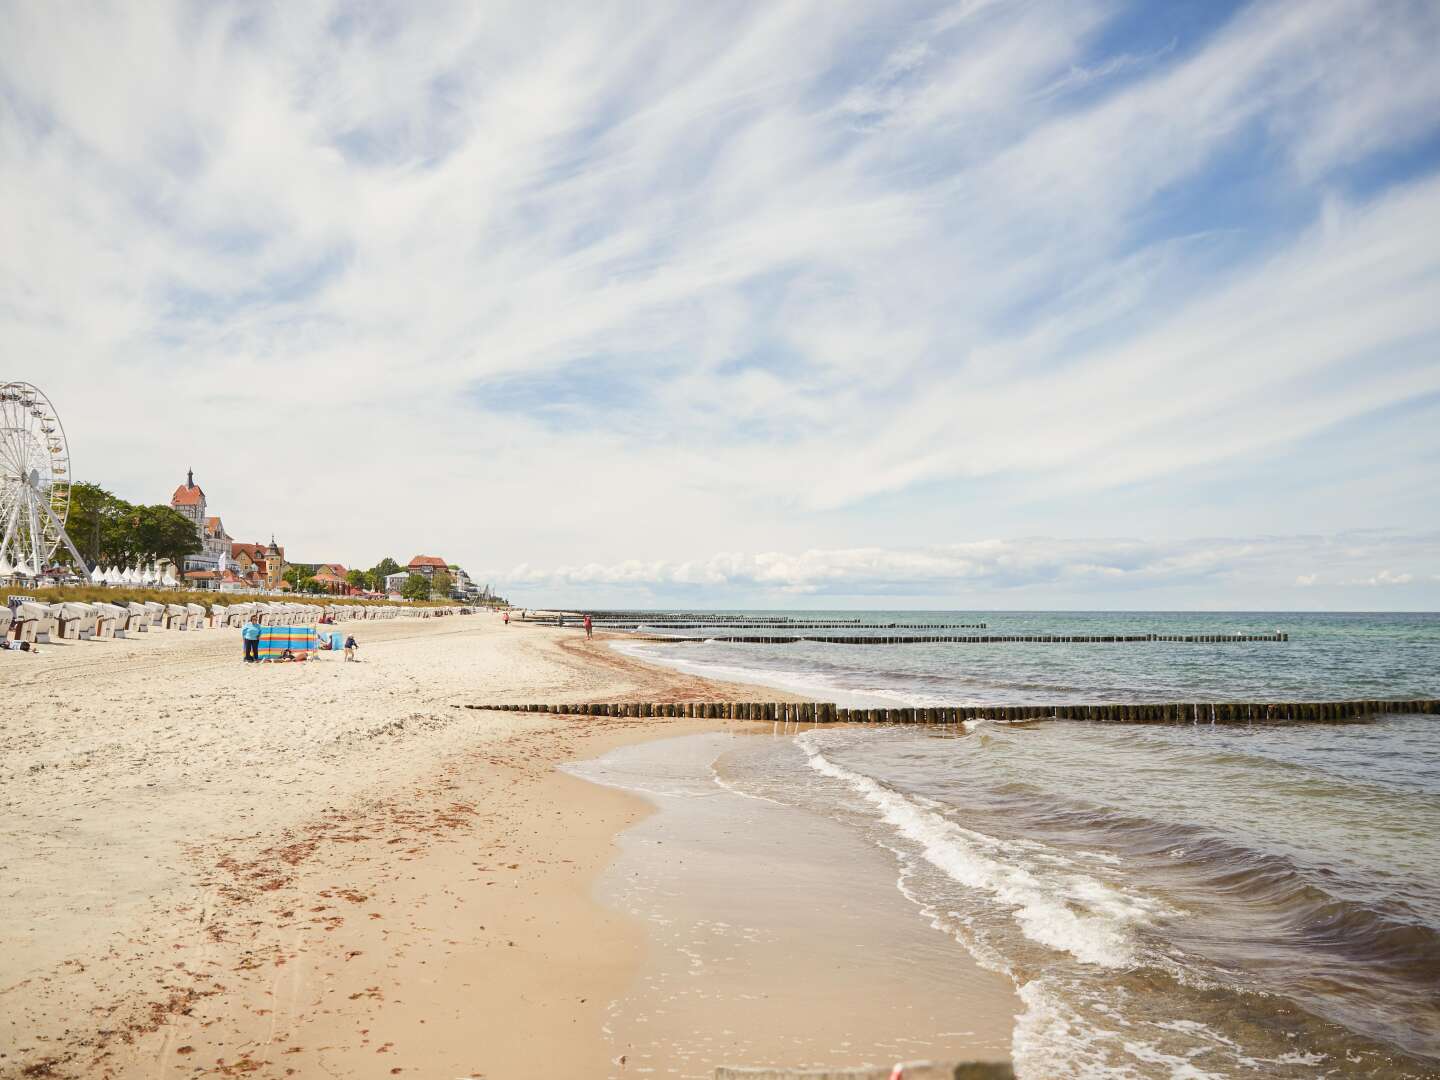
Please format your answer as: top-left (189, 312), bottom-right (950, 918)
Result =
top-left (242, 615), bottom-right (262, 663)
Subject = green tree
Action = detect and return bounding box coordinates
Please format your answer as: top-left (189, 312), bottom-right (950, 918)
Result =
top-left (372, 556), bottom-right (401, 579)
top-left (283, 565), bottom-right (317, 593)
top-left (61, 482), bottom-right (126, 568)
top-left (430, 569), bottom-right (453, 599)
top-left (401, 574), bottom-right (430, 601)
top-left (345, 569), bottom-right (367, 590)
top-left (58, 483), bottom-right (200, 569)
top-left (133, 504), bottom-right (204, 567)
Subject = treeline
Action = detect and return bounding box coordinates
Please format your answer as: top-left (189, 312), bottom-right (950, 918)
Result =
top-left (283, 557), bottom-right (443, 599)
top-left (62, 482), bottom-right (202, 569)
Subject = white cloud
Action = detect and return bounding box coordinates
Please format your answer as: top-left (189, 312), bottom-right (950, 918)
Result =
top-left (495, 530), bottom-right (1440, 604)
top-left (1, 2), bottom-right (1437, 590)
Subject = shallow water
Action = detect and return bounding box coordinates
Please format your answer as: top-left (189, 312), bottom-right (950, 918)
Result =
top-left (606, 611), bottom-right (1440, 1077)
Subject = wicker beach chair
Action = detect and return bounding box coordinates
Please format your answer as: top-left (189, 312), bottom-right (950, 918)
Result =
top-left (124, 601), bottom-right (149, 632)
top-left (164, 603), bottom-right (187, 630)
top-left (11, 603), bottom-right (40, 642)
top-left (25, 602), bottom-right (59, 643)
top-left (93, 603), bottom-right (124, 640)
top-left (85, 603), bottom-right (110, 639)
top-left (52, 603), bottom-right (86, 640)
top-left (144, 601), bottom-right (167, 628)
top-left (0, 607), bottom-right (12, 639)
top-left (91, 604), bottom-right (126, 639)
top-left (185, 603), bottom-right (206, 630)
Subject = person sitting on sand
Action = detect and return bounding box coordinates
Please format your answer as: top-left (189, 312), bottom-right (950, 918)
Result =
top-left (280, 648), bottom-right (295, 662)
top-left (344, 635), bottom-right (359, 661)
top-left (241, 615), bottom-right (262, 663)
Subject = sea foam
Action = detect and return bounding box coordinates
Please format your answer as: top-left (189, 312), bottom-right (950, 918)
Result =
top-left (796, 732), bottom-right (1165, 969)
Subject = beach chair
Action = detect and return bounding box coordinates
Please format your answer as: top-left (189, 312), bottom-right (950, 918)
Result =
top-left (125, 602), bottom-right (149, 632)
top-left (53, 603), bottom-right (86, 640)
top-left (164, 603), bottom-right (187, 630)
top-left (102, 602), bottom-right (131, 637)
top-left (144, 601), bottom-right (167, 628)
top-left (79, 603), bottom-right (108, 640)
top-left (210, 604), bottom-right (228, 628)
top-left (93, 603), bottom-right (124, 640)
top-left (0, 607), bottom-right (12, 639)
top-left (42, 603), bottom-right (66, 641)
top-left (185, 603), bottom-right (205, 630)
top-left (12, 603), bottom-right (41, 643)
top-left (23, 602), bottom-right (58, 643)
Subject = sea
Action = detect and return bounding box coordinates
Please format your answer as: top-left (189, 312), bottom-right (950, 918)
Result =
top-left (591, 611), bottom-right (1440, 1078)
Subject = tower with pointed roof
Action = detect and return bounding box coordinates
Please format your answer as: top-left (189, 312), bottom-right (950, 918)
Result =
top-left (170, 468), bottom-right (207, 535)
top-left (263, 534), bottom-right (286, 590)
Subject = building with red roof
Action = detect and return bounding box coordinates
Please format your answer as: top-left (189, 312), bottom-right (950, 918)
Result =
top-left (407, 554), bottom-right (447, 578)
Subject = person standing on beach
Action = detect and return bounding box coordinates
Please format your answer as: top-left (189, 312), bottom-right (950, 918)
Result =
top-left (583, 614), bottom-right (593, 639)
top-left (503, 611), bottom-right (509, 625)
top-left (241, 615), bottom-right (262, 663)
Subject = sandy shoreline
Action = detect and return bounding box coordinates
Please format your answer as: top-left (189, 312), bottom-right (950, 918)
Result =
top-left (1, 614), bottom-right (1017, 1078)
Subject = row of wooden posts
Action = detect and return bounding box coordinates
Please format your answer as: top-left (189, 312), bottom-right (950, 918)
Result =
top-left (575, 612), bottom-right (874, 622)
top-left (629, 632), bottom-right (1289, 645)
top-left (466, 698), bottom-right (1437, 724)
top-left (591, 622), bottom-right (990, 630)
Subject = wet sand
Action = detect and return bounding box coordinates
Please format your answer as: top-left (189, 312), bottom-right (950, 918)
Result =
top-left (1, 614), bottom-right (1018, 1078)
top-left (572, 733), bottom-right (1018, 1076)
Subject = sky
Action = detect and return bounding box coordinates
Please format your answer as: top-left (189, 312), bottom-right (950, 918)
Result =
top-left (2, 0), bottom-right (1439, 609)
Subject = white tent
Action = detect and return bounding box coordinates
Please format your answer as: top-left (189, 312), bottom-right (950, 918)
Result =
top-left (142, 565), bottom-right (157, 585)
top-left (161, 568), bottom-right (178, 587)
top-left (106, 566), bottom-right (122, 585)
top-left (15, 560), bottom-right (33, 577)
top-left (91, 564), bottom-right (105, 583)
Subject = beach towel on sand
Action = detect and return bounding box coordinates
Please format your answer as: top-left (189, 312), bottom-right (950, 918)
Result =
top-left (257, 626), bottom-right (318, 661)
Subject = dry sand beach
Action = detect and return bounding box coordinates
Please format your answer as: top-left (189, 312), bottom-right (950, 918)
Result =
top-left (1, 613), bottom-right (1018, 1079)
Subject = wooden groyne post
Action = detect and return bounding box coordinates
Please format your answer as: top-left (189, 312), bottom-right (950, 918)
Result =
top-left (461, 698), bottom-right (1437, 724)
top-left (625, 632), bottom-right (1289, 645)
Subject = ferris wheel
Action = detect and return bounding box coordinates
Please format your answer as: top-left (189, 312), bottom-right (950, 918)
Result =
top-left (0, 381), bottom-right (88, 576)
